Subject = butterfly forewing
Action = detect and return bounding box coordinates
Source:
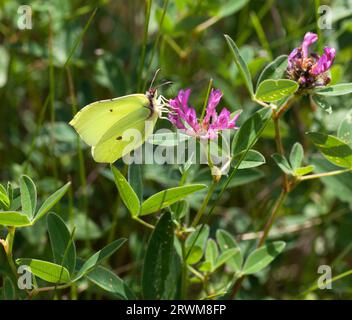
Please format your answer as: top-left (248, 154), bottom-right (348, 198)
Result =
top-left (69, 94), bottom-right (150, 146)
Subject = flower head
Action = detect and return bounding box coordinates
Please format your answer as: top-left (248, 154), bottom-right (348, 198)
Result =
top-left (168, 88), bottom-right (239, 139)
top-left (286, 32), bottom-right (336, 89)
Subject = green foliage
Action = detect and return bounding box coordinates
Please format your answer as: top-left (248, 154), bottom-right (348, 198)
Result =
top-left (255, 79), bottom-right (298, 102)
top-left (142, 212), bottom-right (175, 299)
top-left (242, 242), bottom-right (286, 275)
top-left (1, 0), bottom-right (352, 301)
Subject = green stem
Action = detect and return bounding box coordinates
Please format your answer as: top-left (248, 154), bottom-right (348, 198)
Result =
top-left (273, 115), bottom-right (289, 192)
top-left (298, 169), bottom-right (351, 181)
top-left (258, 190), bottom-right (287, 247)
top-left (181, 239), bottom-right (188, 299)
top-left (191, 180), bottom-right (217, 227)
top-left (133, 216), bottom-right (155, 229)
top-left (300, 268), bottom-right (352, 297)
top-left (5, 227), bottom-right (18, 277)
top-left (200, 78), bottom-right (213, 121)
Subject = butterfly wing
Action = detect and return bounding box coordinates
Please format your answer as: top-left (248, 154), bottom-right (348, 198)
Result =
top-left (69, 94), bottom-right (150, 146)
top-left (92, 112), bottom-right (158, 163)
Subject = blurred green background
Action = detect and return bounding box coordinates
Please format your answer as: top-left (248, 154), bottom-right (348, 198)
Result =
top-left (1, 0), bottom-right (352, 299)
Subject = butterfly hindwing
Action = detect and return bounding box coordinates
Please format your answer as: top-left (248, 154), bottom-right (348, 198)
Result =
top-left (92, 114), bottom-right (158, 163)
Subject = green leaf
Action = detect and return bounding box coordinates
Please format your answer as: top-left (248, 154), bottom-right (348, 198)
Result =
top-left (242, 241), bottom-right (286, 275)
top-left (315, 83), bottom-right (352, 96)
top-left (205, 239), bottom-right (219, 270)
top-left (185, 225), bottom-right (209, 265)
top-left (224, 34), bottom-right (254, 97)
top-left (294, 165), bottom-right (315, 176)
top-left (47, 213), bottom-right (76, 275)
top-left (214, 248), bottom-right (240, 271)
top-left (19, 175), bottom-right (37, 219)
top-left (311, 95), bottom-right (332, 114)
top-left (216, 229), bottom-right (242, 272)
top-left (86, 265), bottom-right (136, 300)
top-left (233, 149), bottom-right (266, 169)
top-left (0, 184), bottom-right (10, 209)
top-left (255, 79), bottom-right (298, 102)
top-left (256, 55), bottom-right (288, 87)
top-left (75, 238), bottom-right (126, 280)
top-left (232, 108), bottom-right (272, 156)
top-left (142, 212), bottom-right (174, 299)
top-left (272, 154), bottom-right (293, 174)
top-left (128, 163), bottom-right (143, 203)
top-left (140, 184), bottom-right (207, 216)
top-left (311, 157), bottom-right (352, 206)
top-left (111, 166), bottom-right (140, 217)
top-left (307, 132), bottom-right (352, 168)
top-left (338, 112), bottom-right (352, 147)
top-left (186, 245), bottom-right (203, 265)
top-left (0, 211), bottom-right (32, 227)
top-left (289, 142), bottom-right (304, 170)
top-left (16, 259), bottom-right (70, 283)
top-left (3, 277), bottom-right (16, 300)
top-left (34, 182), bottom-right (71, 223)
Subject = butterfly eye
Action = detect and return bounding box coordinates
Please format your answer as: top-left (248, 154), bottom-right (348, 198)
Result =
top-left (109, 109), bottom-right (113, 112)
top-left (116, 136), bottom-right (122, 140)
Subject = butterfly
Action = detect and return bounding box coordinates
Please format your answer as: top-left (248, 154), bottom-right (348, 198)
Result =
top-left (69, 79), bottom-right (169, 163)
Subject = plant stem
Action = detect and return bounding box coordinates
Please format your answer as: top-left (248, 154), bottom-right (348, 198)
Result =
top-left (29, 283), bottom-right (72, 298)
top-left (133, 216), bottom-right (155, 229)
top-left (181, 239), bottom-right (188, 299)
top-left (258, 189), bottom-right (287, 247)
top-left (191, 180), bottom-right (217, 227)
top-left (298, 169), bottom-right (351, 181)
top-left (273, 115), bottom-right (289, 192)
top-left (200, 78), bottom-right (213, 121)
top-left (4, 227), bottom-right (18, 277)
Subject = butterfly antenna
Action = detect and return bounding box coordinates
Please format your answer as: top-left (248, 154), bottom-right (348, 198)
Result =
top-left (155, 81), bottom-right (173, 90)
top-left (149, 68), bottom-right (161, 90)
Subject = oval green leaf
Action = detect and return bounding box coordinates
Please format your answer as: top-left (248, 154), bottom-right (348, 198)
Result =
top-left (86, 265), bottom-right (136, 300)
top-left (307, 132), bottom-right (352, 168)
top-left (34, 182), bottom-right (71, 223)
top-left (256, 55), bottom-right (288, 87)
top-left (16, 258), bottom-right (71, 283)
top-left (75, 238), bottom-right (126, 280)
top-left (142, 212), bottom-right (174, 299)
top-left (315, 83), bottom-right (352, 96)
top-left (233, 149), bottom-right (266, 169)
top-left (224, 34), bottom-right (254, 97)
top-left (242, 241), bottom-right (286, 275)
top-left (216, 229), bottom-right (242, 272)
top-left (255, 79), bottom-right (298, 102)
top-left (111, 166), bottom-right (140, 217)
top-left (232, 108), bottom-right (272, 156)
top-left (19, 175), bottom-right (37, 219)
top-left (47, 213), bottom-right (76, 275)
top-left (0, 211), bottom-right (32, 227)
top-left (140, 184), bottom-right (207, 216)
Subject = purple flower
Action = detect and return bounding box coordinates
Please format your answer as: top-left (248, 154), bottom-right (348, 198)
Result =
top-left (301, 32), bottom-right (318, 58)
top-left (311, 47), bottom-right (336, 75)
top-left (168, 88), bottom-right (239, 139)
top-left (286, 32), bottom-right (335, 89)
